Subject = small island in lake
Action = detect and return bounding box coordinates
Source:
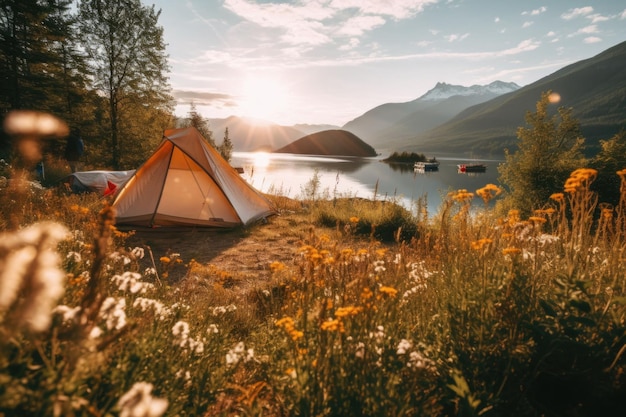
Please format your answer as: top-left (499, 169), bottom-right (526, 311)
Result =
top-left (383, 151), bottom-right (433, 165)
top-left (273, 129), bottom-right (377, 157)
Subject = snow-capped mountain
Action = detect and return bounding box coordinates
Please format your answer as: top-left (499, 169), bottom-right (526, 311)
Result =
top-left (418, 81), bottom-right (521, 101)
top-left (341, 80), bottom-right (520, 148)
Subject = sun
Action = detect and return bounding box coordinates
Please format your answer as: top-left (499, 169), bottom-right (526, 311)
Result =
top-left (239, 75), bottom-right (290, 123)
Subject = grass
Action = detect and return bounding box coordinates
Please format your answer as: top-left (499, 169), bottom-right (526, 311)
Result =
top-left (1, 159), bottom-right (626, 416)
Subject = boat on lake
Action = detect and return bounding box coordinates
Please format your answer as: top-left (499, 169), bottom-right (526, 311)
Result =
top-left (457, 163), bottom-right (487, 173)
top-left (414, 158), bottom-right (440, 171)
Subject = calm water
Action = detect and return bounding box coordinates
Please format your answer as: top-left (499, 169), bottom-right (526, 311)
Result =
top-left (231, 152), bottom-right (504, 215)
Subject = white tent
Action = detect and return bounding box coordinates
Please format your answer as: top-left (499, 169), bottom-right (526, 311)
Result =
top-left (64, 170), bottom-right (135, 196)
top-left (112, 127), bottom-right (275, 228)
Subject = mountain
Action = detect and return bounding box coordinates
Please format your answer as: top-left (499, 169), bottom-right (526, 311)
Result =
top-left (274, 129), bottom-right (377, 157)
top-left (396, 40), bottom-right (626, 157)
top-left (341, 81), bottom-right (520, 149)
top-left (292, 123), bottom-right (341, 135)
top-left (208, 116), bottom-right (305, 152)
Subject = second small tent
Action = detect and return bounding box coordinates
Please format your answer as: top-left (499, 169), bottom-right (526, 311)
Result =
top-left (112, 127), bottom-right (274, 228)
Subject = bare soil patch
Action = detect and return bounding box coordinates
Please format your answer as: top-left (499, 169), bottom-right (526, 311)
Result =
top-left (124, 209), bottom-right (309, 283)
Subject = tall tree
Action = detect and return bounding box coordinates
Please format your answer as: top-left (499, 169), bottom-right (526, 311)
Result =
top-left (0, 0), bottom-right (79, 116)
top-left (499, 91), bottom-right (587, 214)
top-left (219, 127), bottom-right (233, 162)
top-left (78, 0), bottom-right (172, 169)
top-left (183, 101), bottom-right (215, 147)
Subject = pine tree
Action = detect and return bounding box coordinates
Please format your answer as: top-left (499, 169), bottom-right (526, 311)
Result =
top-left (219, 127), bottom-right (233, 162)
top-left (0, 0), bottom-right (81, 115)
top-left (183, 102), bottom-right (215, 147)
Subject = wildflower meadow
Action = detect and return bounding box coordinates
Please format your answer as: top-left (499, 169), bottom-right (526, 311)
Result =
top-left (1, 110), bottom-right (626, 416)
top-left (2, 154), bottom-right (626, 416)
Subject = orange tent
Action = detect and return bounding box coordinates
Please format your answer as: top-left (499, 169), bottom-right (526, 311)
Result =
top-left (112, 127), bottom-right (275, 228)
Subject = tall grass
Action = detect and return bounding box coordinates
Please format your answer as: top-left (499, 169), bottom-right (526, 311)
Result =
top-left (1, 161), bottom-right (626, 416)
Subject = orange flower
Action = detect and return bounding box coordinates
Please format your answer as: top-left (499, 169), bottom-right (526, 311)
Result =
top-left (379, 286), bottom-right (398, 297)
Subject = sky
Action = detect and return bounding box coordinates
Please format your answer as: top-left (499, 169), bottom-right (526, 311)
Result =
top-left (147, 0), bottom-right (626, 127)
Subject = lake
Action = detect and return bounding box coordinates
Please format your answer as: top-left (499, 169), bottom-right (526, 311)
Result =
top-left (231, 152), bottom-right (504, 215)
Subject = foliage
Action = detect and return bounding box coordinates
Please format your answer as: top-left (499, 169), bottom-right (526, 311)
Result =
top-left (77, 0), bottom-right (173, 170)
top-left (219, 127), bottom-right (233, 162)
top-left (590, 130), bottom-right (626, 206)
top-left (181, 102), bottom-right (215, 148)
top-left (3, 143), bottom-right (626, 416)
top-left (313, 198), bottom-right (420, 242)
top-left (499, 91), bottom-right (587, 215)
top-left (383, 151), bottom-right (428, 164)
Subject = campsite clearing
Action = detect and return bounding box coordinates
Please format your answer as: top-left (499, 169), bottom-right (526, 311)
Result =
top-left (124, 198), bottom-right (305, 285)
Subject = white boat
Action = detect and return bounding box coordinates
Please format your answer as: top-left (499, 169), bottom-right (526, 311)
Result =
top-left (414, 158), bottom-right (440, 171)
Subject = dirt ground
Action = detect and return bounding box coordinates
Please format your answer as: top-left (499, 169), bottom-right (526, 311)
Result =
top-left (124, 212), bottom-right (306, 283)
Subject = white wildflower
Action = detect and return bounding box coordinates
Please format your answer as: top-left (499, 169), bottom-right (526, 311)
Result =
top-left (131, 247), bottom-right (145, 259)
top-left (226, 342), bottom-right (254, 366)
top-left (355, 342), bottom-right (365, 359)
top-left (207, 324), bottom-right (219, 334)
top-left (133, 297), bottom-right (171, 320)
top-left (172, 321), bottom-right (190, 347)
top-left (53, 305), bottom-right (81, 325)
top-left (0, 222), bottom-right (68, 333)
top-left (117, 382), bottom-right (168, 417)
top-left (66, 251), bottom-right (82, 263)
top-left (373, 260), bottom-right (386, 273)
top-left (100, 297), bottom-right (127, 330)
top-left (397, 338), bottom-right (412, 355)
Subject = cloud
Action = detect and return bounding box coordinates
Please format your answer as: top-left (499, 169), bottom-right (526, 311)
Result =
top-left (620, 9), bottom-right (626, 19)
top-left (522, 6), bottom-right (547, 16)
top-left (222, 0), bottom-right (439, 47)
top-left (568, 24), bottom-right (599, 37)
top-left (522, 21), bottom-right (533, 28)
top-left (494, 17), bottom-right (500, 23)
top-left (445, 33), bottom-right (469, 42)
top-left (337, 15), bottom-right (386, 36)
top-left (587, 14), bottom-right (609, 23)
top-left (561, 7), bottom-right (594, 20)
top-left (223, 0), bottom-right (333, 46)
top-left (173, 90), bottom-right (237, 107)
top-left (328, 0), bottom-right (438, 20)
top-left (583, 36), bottom-right (602, 44)
top-left (338, 37), bottom-right (361, 50)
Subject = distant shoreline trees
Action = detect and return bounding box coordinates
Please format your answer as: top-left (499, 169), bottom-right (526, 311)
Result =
top-left (383, 151), bottom-right (428, 164)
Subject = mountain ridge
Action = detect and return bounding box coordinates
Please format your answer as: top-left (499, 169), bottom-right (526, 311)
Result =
top-left (396, 40), bottom-right (626, 156)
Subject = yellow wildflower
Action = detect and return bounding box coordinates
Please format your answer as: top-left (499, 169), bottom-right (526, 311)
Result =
top-left (321, 319), bottom-right (343, 332)
top-left (160, 256), bottom-right (171, 264)
top-left (379, 286), bottom-right (398, 297)
top-left (270, 261), bottom-right (286, 272)
top-left (502, 247), bottom-right (522, 255)
top-left (361, 287), bottom-right (374, 300)
top-left (550, 193), bottom-right (565, 202)
top-left (349, 216), bottom-right (359, 223)
top-left (471, 238), bottom-right (493, 250)
top-left (528, 216), bottom-right (547, 224)
top-left (476, 184), bottom-right (502, 204)
top-left (335, 306), bottom-right (363, 318)
top-left (341, 248), bottom-right (354, 258)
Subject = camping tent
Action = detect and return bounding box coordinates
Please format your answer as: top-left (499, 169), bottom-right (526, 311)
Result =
top-left (64, 170), bottom-right (135, 196)
top-left (112, 127), bottom-right (275, 228)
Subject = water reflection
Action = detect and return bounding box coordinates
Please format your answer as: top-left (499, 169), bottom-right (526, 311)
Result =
top-left (231, 152), bottom-right (502, 214)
